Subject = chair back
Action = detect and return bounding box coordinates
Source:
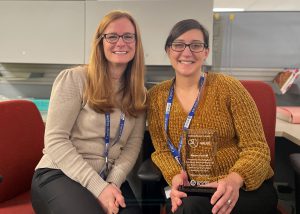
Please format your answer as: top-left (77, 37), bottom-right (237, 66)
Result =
top-left (0, 100), bottom-right (44, 202)
top-left (240, 80), bottom-right (276, 169)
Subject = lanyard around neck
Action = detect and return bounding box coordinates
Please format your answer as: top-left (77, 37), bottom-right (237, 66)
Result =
top-left (164, 75), bottom-right (205, 167)
top-left (104, 112), bottom-right (125, 156)
top-left (102, 112), bottom-right (125, 177)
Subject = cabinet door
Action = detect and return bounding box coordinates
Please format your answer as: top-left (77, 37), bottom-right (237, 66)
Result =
top-left (0, 1), bottom-right (84, 64)
top-left (85, 0), bottom-right (213, 65)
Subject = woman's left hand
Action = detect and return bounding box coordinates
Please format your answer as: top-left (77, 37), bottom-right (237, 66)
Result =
top-left (170, 170), bottom-right (189, 213)
top-left (204, 172), bottom-right (244, 214)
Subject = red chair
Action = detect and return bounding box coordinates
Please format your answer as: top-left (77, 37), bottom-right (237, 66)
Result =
top-left (240, 80), bottom-right (276, 169)
top-left (240, 80), bottom-right (287, 214)
top-left (0, 100), bottom-right (44, 214)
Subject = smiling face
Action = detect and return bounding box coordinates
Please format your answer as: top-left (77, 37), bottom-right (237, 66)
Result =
top-left (167, 29), bottom-right (209, 77)
top-left (103, 17), bottom-right (136, 70)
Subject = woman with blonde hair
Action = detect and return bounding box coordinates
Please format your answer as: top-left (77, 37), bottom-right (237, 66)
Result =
top-left (31, 10), bottom-right (146, 214)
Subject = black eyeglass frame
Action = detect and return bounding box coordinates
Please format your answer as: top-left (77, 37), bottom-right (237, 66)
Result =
top-left (100, 33), bottom-right (136, 44)
top-left (170, 42), bottom-right (208, 53)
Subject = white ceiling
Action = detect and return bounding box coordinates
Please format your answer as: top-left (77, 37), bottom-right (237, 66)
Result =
top-left (213, 0), bottom-right (300, 11)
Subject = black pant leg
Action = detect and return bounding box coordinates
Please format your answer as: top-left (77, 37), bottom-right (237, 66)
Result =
top-left (232, 179), bottom-right (278, 214)
top-left (31, 168), bottom-right (105, 214)
top-left (119, 181), bottom-right (143, 214)
top-left (165, 179), bottom-right (278, 214)
top-left (166, 196), bottom-right (213, 214)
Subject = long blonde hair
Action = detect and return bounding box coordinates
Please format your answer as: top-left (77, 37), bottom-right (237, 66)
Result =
top-left (85, 10), bottom-right (146, 117)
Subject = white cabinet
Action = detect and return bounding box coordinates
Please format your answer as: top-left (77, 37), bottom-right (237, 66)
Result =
top-left (0, 1), bottom-right (85, 64)
top-left (0, 0), bottom-right (213, 65)
top-left (85, 0), bottom-right (213, 65)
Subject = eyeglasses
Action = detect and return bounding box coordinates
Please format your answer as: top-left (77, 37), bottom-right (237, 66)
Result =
top-left (170, 42), bottom-right (207, 53)
top-left (101, 33), bottom-right (136, 44)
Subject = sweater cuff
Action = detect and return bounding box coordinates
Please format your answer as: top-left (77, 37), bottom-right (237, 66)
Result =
top-left (106, 169), bottom-right (126, 188)
top-left (86, 173), bottom-right (109, 198)
top-left (229, 168), bottom-right (258, 191)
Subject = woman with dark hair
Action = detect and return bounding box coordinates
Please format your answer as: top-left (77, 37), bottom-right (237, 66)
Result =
top-left (31, 10), bottom-right (146, 214)
top-left (147, 19), bottom-right (278, 214)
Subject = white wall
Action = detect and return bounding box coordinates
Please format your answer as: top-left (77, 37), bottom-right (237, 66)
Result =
top-left (85, 0), bottom-right (213, 65)
top-left (0, 1), bottom-right (85, 64)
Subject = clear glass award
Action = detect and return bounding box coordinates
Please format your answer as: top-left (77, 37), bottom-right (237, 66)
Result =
top-left (179, 129), bottom-right (219, 196)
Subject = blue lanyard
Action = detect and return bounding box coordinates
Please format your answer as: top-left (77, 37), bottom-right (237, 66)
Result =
top-left (164, 75), bottom-right (205, 167)
top-left (102, 112), bottom-right (125, 177)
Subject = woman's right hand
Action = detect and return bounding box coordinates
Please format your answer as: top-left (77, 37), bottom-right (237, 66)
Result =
top-left (98, 183), bottom-right (126, 214)
top-left (170, 170), bottom-right (189, 213)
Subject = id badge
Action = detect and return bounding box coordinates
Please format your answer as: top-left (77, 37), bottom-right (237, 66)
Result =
top-left (164, 186), bottom-right (171, 199)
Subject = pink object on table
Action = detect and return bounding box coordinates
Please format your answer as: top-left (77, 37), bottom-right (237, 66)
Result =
top-left (277, 106), bottom-right (300, 124)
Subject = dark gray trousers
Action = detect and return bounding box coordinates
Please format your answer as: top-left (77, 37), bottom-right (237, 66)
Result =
top-left (166, 179), bottom-right (278, 214)
top-left (31, 168), bottom-right (142, 214)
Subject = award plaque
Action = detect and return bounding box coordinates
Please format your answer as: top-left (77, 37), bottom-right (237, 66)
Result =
top-left (179, 129), bottom-right (219, 196)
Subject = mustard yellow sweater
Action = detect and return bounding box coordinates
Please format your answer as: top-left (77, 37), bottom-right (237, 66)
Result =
top-left (147, 72), bottom-right (274, 191)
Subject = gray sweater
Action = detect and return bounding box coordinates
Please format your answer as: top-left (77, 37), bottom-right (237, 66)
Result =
top-left (36, 66), bottom-right (146, 198)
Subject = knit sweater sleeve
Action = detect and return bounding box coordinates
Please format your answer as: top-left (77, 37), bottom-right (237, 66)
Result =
top-left (106, 112), bottom-right (146, 187)
top-left (44, 67), bottom-right (108, 198)
top-left (225, 77), bottom-right (273, 190)
top-left (148, 84), bottom-right (181, 186)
